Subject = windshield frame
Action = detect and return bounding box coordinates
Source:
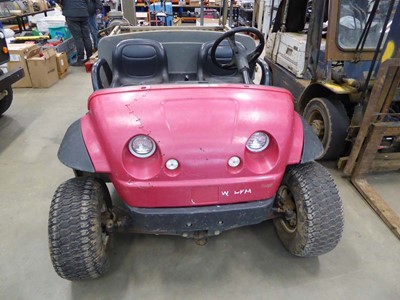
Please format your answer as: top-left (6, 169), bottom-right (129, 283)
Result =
top-left (326, 0), bottom-right (381, 61)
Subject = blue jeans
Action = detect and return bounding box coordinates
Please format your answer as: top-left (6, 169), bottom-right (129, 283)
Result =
top-left (88, 14), bottom-right (98, 49)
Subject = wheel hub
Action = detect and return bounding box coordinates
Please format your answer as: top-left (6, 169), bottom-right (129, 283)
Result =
top-left (100, 207), bottom-right (115, 246)
top-left (310, 119), bottom-right (325, 138)
top-left (276, 185), bottom-right (297, 233)
top-left (0, 90), bottom-right (8, 101)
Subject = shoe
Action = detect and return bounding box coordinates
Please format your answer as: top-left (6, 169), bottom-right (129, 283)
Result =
top-left (70, 60), bottom-right (86, 66)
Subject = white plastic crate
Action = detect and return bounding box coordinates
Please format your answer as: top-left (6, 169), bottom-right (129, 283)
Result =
top-left (36, 17), bottom-right (66, 33)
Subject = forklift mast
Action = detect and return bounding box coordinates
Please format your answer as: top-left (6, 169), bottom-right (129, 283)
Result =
top-left (305, 0), bottom-right (328, 81)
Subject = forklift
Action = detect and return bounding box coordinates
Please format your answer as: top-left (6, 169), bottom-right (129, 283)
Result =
top-left (264, 0), bottom-right (400, 160)
top-left (0, 27), bottom-right (24, 115)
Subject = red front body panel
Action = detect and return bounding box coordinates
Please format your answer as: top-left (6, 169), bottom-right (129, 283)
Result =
top-left (81, 84), bottom-right (304, 208)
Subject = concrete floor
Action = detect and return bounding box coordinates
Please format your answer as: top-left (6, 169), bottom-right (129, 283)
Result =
top-left (1, 67), bottom-right (400, 300)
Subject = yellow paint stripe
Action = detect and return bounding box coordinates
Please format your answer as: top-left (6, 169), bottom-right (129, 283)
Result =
top-left (323, 82), bottom-right (356, 94)
top-left (381, 41), bottom-right (395, 63)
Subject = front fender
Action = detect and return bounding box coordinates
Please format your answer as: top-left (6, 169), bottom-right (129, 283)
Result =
top-left (300, 117), bottom-right (323, 163)
top-left (298, 82), bottom-right (355, 113)
top-left (58, 119), bottom-right (95, 172)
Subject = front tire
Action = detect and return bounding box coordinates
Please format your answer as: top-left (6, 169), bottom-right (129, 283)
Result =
top-left (48, 177), bottom-right (112, 280)
top-left (303, 97), bottom-right (349, 160)
top-left (273, 162), bottom-right (344, 257)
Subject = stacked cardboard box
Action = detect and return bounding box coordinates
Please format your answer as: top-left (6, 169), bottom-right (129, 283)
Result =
top-left (55, 52), bottom-right (68, 78)
top-left (7, 44), bottom-right (40, 88)
top-left (27, 48), bottom-right (59, 88)
top-left (27, 0), bottom-right (48, 13)
top-left (55, 38), bottom-right (77, 62)
top-left (7, 44), bottom-right (66, 88)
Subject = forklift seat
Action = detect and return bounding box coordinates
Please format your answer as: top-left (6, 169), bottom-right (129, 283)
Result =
top-left (197, 40), bottom-right (247, 83)
top-left (110, 38), bottom-right (169, 87)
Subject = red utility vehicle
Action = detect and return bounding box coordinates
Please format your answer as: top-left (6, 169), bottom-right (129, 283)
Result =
top-left (48, 27), bottom-right (344, 280)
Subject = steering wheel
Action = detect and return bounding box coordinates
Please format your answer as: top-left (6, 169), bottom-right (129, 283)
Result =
top-left (210, 27), bottom-right (265, 83)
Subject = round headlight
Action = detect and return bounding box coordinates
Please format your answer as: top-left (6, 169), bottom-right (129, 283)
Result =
top-left (246, 132), bottom-right (269, 152)
top-left (129, 135), bottom-right (156, 158)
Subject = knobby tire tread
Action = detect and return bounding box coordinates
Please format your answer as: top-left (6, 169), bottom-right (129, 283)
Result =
top-left (48, 177), bottom-right (110, 280)
top-left (274, 162), bottom-right (344, 257)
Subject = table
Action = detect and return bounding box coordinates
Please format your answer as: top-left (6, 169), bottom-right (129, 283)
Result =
top-left (16, 9), bottom-right (55, 32)
top-left (1, 9), bottom-right (54, 33)
top-left (0, 15), bottom-right (17, 22)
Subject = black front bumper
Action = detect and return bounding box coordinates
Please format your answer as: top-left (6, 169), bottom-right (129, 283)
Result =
top-left (116, 198), bottom-right (276, 236)
top-left (0, 67), bottom-right (24, 90)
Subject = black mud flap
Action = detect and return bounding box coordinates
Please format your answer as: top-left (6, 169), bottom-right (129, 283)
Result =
top-left (0, 67), bottom-right (24, 90)
top-left (300, 116), bottom-right (324, 163)
top-left (58, 119), bottom-right (95, 172)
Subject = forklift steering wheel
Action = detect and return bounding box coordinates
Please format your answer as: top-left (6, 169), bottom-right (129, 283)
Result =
top-left (210, 27), bottom-right (265, 71)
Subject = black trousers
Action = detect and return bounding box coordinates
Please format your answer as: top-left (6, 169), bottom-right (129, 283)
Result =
top-left (66, 17), bottom-right (93, 61)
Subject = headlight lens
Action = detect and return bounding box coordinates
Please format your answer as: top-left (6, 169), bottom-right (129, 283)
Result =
top-left (246, 132), bottom-right (269, 152)
top-left (129, 135), bottom-right (156, 158)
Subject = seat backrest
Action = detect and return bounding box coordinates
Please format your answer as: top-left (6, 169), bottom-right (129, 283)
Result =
top-left (111, 39), bottom-right (169, 87)
top-left (197, 40), bottom-right (247, 83)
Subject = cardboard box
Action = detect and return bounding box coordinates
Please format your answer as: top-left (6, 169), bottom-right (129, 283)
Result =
top-left (196, 18), bottom-right (220, 26)
top-left (136, 12), bottom-right (148, 22)
top-left (32, 0), bottom-right (47, 11)
top-left (27, 0), bottom-right (47, 13)
top-left (27, 48), bottom-right (59, 88)
top-left (7, 44), bottom-right (40, 88)
top-left (27, 0), bottom-right (34, 13)
top-left (210, 0), bottom-right (222, 5)
top-left (55, 52), bottom-right (68, 78)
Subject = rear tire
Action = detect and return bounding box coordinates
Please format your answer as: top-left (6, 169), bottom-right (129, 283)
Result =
top-left (273, 162), bottom-right (344, 257)
top-left (303, 97), bottom-right (349, 160)
top-left (0, 87), bottom-right (13, 116)
top-left (48, 177), bottom-right (112, 280)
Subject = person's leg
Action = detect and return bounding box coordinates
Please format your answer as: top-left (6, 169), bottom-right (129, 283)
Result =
top-left (88, 14), bottom-right (98, 49)
top-left (80, 18), bottom-right (93, 60)
top-left (66, 18), bottom-right (85, 62)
